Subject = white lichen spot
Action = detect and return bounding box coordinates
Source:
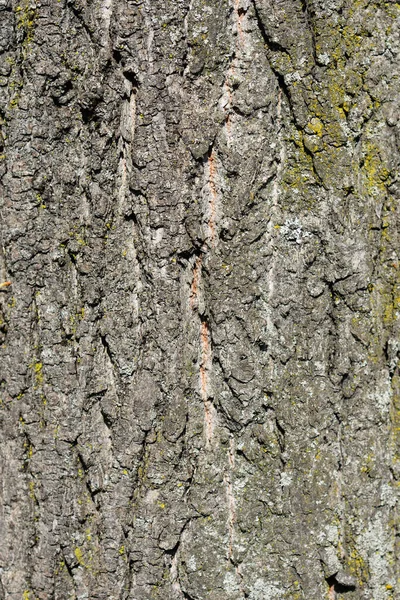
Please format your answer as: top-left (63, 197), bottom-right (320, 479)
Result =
top-left (248, 579), bottom-right (283, 600)
top-left (325, 524), bottom-right (339, 545)
top-left (223, 571), bottom-right (241, 595)
top-left (286, 71), bottom-right (302, 83)
top-left (359, 514), bottom-right (393, 600)
top-left (380, 483), bottom-right (397, 508)
top-left (318, 53), bottom-right (331, 65)
top-left (369, 372), bottom-right (392, 416)
top-left (280, 472), bottom-right (293, 487)
top-left (187, 555), bottom-right (197, 572)
top-left (145, 489), bottom-right (159, 504)
top-left (281, 218), bottom-right (311, 244)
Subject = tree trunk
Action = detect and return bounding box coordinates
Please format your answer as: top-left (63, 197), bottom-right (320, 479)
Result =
top-left (0, 0), bottom-right (399, 598)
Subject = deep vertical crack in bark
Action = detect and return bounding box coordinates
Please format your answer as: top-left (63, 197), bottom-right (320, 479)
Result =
top-left (206, 148), bottom-right (218, 249)
top-left (187, 144), bottom-right (221, 448)
top-left (199, 319), bottom-right (215, 448)
top-left (189, 255), bottom-right (202, 311)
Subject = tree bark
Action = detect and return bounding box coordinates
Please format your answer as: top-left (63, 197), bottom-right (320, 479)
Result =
top-left (0, 0), bottom-right (399, 598)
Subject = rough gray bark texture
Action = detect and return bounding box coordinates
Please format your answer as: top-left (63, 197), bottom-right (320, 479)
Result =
top-left (0, 0), bottom-right (399, 598)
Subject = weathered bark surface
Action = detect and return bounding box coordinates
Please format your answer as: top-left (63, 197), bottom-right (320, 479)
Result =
top-left (0, 0), bottom-right (399, 598)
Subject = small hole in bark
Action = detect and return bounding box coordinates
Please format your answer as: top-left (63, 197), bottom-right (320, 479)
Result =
top-left (326, 575), bottom-right (356, 595)
top-left (258, 342), bottom-right (268, 352)
top-left (113, 49), bottom-right (122, 63)
top-left (123, 70), bottom-right (140, 89)
top-left (80, 106), bottom-right (95, 123)
top-left (52, 80), bottom-right (73, 106)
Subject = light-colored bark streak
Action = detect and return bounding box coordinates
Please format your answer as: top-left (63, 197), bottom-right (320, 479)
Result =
top-left (225, 110), bottom-right (232, 143)
top-left (193, 148), bottom-right (219, 444)
top-left (276, 87), bottom-right (282, 124)
top-left (186, 96), bottom-right (222, 451)
top-left (225, 437), bottom-right (236, 559)
top-left (102, 0), bottom-right (113, 38)
top-left (117, 89), bottom-right (136, 214)
top-left (207, 150), bottom-right (218, 247)
top-left (235, 0), bottom-right (245, 47)
top-left (188, 258), bottom-right (216, 449)
top-left (222, 67), bottom-right (234, 144)
top-left (328, 584), bottom-right (336, 600)
top-left (271, 89), bottom-right (284, 206)
top-left (171, 548), bottom-right (183, 596)
top-left (118, 156), bottom-right (127, 202)
top-left (130, 92), bottom-right (136, 143)
top-left (222, 1), bottom-right (247, 143)
top-left (335, 422), bottom-right (346, 563)
top-left (189, 256), bottom-right (202, 310)
top-left (200, 321), bottom-right (215, 447)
